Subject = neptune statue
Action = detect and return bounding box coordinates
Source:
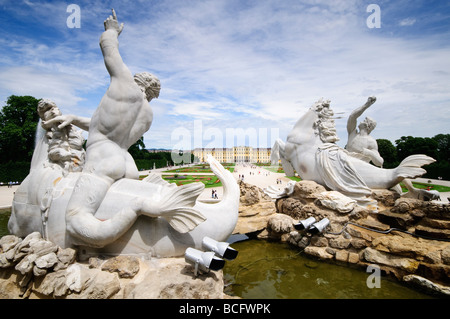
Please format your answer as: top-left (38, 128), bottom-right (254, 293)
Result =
top-left (8, 9), bottom-right (239, 258)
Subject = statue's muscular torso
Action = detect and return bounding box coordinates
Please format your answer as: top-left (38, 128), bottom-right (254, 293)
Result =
top-left (81, 27), bottom-right (153, 181)
top-left (87, 80), bottom-right (153, 149)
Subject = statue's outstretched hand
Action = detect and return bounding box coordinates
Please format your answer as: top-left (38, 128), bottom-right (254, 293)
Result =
top-left (104, 8), bottom-right (124, 35)
top-left (42, 115), bottom-right (74, 130)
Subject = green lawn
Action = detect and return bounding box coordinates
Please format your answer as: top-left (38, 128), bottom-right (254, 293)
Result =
top-left (261, 165), bottom-right (285, 174)
top-left (161, 174), bottom-right (222, 188)
top-left (399, 181), bottom-right (450, 193)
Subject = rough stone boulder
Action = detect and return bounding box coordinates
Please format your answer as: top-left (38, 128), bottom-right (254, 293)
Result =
top-left (0, 232), bottom-right (226, 299)
top-left (233, 181), bottom-right (276, 235)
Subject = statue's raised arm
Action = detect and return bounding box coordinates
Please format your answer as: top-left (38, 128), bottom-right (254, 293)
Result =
top-left (104, 9), bottom-right (124, 35)
top-left (345, 96), bottom-right (383, 166)
top-left (100, 9), bottom-right (129, 79)
top-left (346, 96), bottom-right (376, 136)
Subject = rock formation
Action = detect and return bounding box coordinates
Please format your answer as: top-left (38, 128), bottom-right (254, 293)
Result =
top-left (233, 181), bottom-right (277, 235)
top-left (266, 180), bottom-right (450, 297)
top-left (0, 232), bottom-right (225, 299)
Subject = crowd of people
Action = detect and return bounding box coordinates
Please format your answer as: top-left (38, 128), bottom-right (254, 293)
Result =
top-left (1, 181), bottom-right (19, 188)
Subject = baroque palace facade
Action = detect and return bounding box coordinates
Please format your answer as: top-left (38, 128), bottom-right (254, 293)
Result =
top-left (192, 146), bottom-right (271, 163)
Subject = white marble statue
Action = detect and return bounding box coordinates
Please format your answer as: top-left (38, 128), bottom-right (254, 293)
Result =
top-left (9, 9), bottom-right (240, 258)
top-left (345, 96), bottom-right (384, 167)
top-left (343, 97), bottom-right (440, 201)
top-left (270, 98), bottom-right (435, 204)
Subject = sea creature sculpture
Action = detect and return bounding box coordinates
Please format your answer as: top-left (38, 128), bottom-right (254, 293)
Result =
top-left (271, 98), bottom-right (435, 204)
top-left (9, 153), bottom-right (239, 258)
top-left (8, 9), bottom-right (239, 258)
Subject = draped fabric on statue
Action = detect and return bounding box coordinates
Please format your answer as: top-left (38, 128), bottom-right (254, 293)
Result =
top-left (30, 120), bottom-right (49, 171)
top-left (316, 143), bottom-right (372, 198)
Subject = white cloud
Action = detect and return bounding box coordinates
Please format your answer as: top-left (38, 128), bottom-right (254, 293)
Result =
top-left (399, 18), bottom-right (416, 26)
top-left (1, 0), bottom-right (449, 150)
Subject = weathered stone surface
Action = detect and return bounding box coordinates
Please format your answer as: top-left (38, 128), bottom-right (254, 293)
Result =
top-left (30, 239), bottom-right (58, 257)
top-left (239, 181), bottom-right (271, 206)
top-left (415, 225), bottom-right (450, 240)
top-left (356, 218), bottom-right (390, 231)
top-left (15, 254), bottom-right (37, 275)
top-left (13, 232), bottom-right (42, 262)
top-left (33, 252), bottom-right (58, 276)
top-left (403, 274), bottom-right (450, 296)
top-left (419, 217), bottom-right (450, 230)
top-left (376, 210), bottom-right (417, 229)
top-left (348, 252), bottom-right (360, 264)
top-left (371, 189), bottom-right (400, 207)
top-left (267, 214), bottom-right (295, 233)
top-left (67, 267), bottom-right (121, 299)
top-left (234, 201), bottom-right (276, 234)
top-left (315, 191), bottom-right (356, 213)
top-left (0, 233), bottom-right (227, 299)
top-left (335, 250), bottom-right (348, 262)
top-left (33, 268), bottom-right (72, 297)
top-left (345, 224), bottom-right (378, 241)
top-left (0, 235), bottom-right (22, 253)
top-left (35, 252), bottom-right (58, 270)
top-left (329, 237), bottom-right (351, 249)
top-left (0, 268), bottom-right (24, 298)
top-left (234, 182), bottom-right (276, 234)
top-left (32, 263), bottom-right (121, 299)
top-left (101, 255), bottom-right (140, 278)
top-left (304, 246), bottom-right (333, 260)
top-left (54, 247), bottom-right (77, 271)
top-left (310, 236), bottom-right (328, 247)
top-left (277, 198), bottom-right (305, 219)
top-left (120, 258), bottom-right (224, 299)
top-left (350, 238), bottom-right (368, 249)
top-left (291, 181), bottom-right (327, 200)
top-left (442, 246), bottom-right (450, 265)
top-left (363, 247), bottom-right (419, 273)
top-left (372, 234), bottom-right (448, 261)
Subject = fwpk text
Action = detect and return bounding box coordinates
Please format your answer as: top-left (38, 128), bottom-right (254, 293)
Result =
top-left (224, 303), bottom-right (271, 314)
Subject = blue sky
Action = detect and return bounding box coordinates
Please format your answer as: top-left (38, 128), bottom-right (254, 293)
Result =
top-left (0, 0), bottom-right (449, 150)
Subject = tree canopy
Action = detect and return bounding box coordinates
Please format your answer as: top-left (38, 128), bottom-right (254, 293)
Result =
top-left (395, 136), bottom-right (438, 161)
top-left (376, 139), bottom-right (397, 168)
top-left (0, 95), bottom-right (40, 163)
top-left (377, 135), bottom-right (450, 179)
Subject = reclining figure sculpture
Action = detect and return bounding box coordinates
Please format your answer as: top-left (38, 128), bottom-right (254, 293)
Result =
top-left (271, 98), bottom-right (435, 204)
top-left (8, 9), bottom-right (239, 258)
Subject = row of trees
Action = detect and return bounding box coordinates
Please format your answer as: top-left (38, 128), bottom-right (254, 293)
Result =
top-left (377, 135), bottom-right (450, 179)
top-left (0, 95), bottom-right (449, 182)
top-left (127, 137), bottom-right (176, 171)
